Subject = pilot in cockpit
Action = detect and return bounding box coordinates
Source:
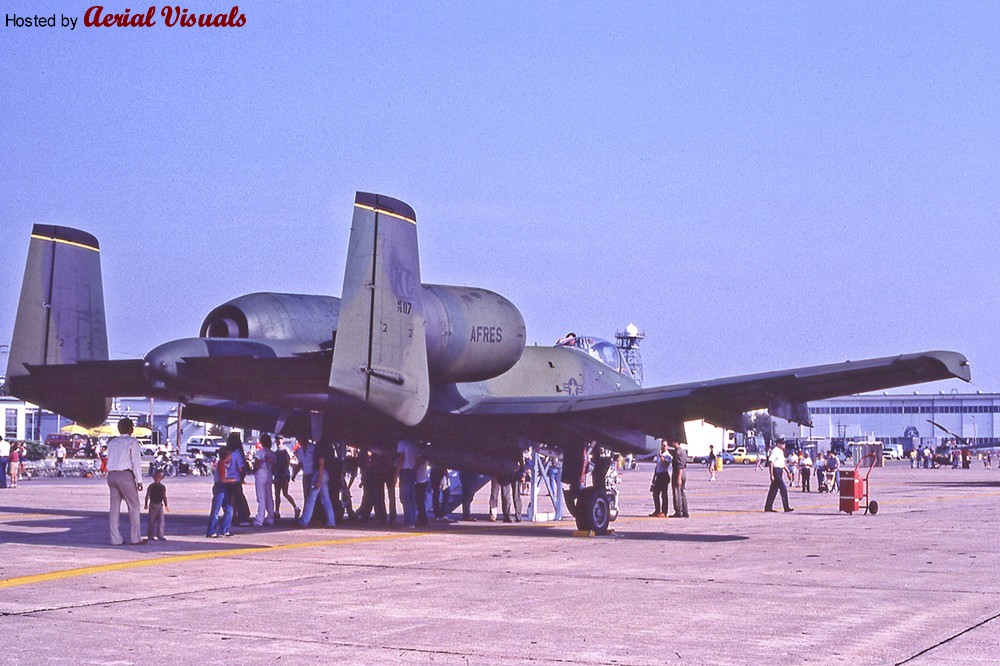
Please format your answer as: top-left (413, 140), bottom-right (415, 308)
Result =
top-left (556, 332), bottom-right (577, 346)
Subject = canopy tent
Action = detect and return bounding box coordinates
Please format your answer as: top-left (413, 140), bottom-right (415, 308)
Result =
top-left (60, 424), bottom-right (90, 435)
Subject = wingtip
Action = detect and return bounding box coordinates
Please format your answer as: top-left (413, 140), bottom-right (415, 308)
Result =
top-left (923, 350), bottom-right (972, 383)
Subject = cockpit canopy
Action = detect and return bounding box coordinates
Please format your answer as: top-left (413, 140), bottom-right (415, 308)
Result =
top-left (556, 334), bottom-right (633, 378)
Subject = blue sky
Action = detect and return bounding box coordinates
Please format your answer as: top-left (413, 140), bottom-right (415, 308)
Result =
top-left (2, 2), bottom-right (998, 391)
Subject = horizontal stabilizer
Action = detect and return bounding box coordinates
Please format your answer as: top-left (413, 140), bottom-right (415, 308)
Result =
top-left (8, 360), bottom-right (147, 427)
top-left (179, 353), bottom-right (332, 395)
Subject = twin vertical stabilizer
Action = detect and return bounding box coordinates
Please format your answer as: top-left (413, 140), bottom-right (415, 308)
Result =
top-left (328, 193), bottom-right (430, 426)
top-left (8, 225), bottom-right (111, 426)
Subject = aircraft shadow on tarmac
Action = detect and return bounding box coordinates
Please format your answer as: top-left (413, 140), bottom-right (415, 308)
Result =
top-left (400, 520), bottom-right (750, 542)
top-left (0, 506), bottom-right (749, 548)
top-left (906, 478), bottom-right (1000, 489)
top-left (612, 531), bottom-right (748, 543)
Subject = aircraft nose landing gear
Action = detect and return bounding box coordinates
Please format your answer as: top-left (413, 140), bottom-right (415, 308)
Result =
top-left (563, 444), bottom-right (619, 535)
top-left (576, 487), bottom-right (611, 534)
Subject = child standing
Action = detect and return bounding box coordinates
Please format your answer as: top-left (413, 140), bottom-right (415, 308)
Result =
top-left (144, 471), bottom-right (169, 541)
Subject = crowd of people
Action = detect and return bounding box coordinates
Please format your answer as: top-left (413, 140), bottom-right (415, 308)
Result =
top-left (909, 443), bottom-right (984, 469)
top-left (93, 422), bottom-right (1000, 544)
top-left (93, 421), bottom-right (553, 544)
top-left (202, 434), bottom-right (476, 536)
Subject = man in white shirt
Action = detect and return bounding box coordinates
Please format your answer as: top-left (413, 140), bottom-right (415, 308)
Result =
top-left (106, 418), bottom-right (145, 545)
top-left (764, 439), bottom-right (793, 513)
top-left (55, 443), bottom-right (67, 475)
top-left (800, 451), bottom-right (814, 492)
top-left (648, 441), bottom-right (671, 517)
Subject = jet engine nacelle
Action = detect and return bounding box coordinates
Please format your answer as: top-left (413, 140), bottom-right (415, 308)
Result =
top-left (199, 285), bottom-right (526, 383)
top-left (200, 293), bottom-right (341, 343)
top-left (422, 284), bottom-right (526, 383)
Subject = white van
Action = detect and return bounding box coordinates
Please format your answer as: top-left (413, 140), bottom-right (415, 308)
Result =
top-left (882, 443), bottom-right (903, 460)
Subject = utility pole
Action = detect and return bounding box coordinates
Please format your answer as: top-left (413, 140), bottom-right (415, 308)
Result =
top-left (0, 343), bottom-right (8, 396)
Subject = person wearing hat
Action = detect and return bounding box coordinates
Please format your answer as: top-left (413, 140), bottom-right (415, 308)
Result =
top-left (764, 438), bottom-right (794, 513)
top-left (106, 417), bottom-right (145, 545)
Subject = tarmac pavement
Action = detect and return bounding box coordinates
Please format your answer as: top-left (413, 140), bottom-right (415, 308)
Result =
top-left (1, 461), bottom-right (998, 664)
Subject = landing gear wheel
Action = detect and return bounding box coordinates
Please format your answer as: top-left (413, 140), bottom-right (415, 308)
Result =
top-left (867, 500), bottom-right (879, 515)
top-left (574, 487), bottom-right (611, 535)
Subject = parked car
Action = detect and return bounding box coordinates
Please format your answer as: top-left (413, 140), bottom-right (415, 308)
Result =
top-left (44, 433), bottom-right (87, 457)
top-left (732, 447), bottom-right (761, 465)
top-left (185, 435), bottom-right (226, 457)
top-left (139, 439), bottom-right (157, 457)
top-left (692, 451), bottom-right (736, 465)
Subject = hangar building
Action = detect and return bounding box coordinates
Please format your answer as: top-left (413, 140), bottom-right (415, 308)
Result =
top-left (779, 391), bottom-right (1000, 448)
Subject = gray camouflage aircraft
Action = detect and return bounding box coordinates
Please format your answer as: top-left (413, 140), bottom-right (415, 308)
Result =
top-left (7, 192), bottom-right (971, 532)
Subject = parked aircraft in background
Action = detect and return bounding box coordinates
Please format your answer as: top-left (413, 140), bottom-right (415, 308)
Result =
top-left (7, 192), bottom-right (971, 532)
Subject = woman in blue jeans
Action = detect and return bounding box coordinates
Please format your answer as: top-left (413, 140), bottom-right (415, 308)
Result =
top-left (299, 440), bottom-right (336, 528)
top-left (207, 447), bottom-right (238, 537)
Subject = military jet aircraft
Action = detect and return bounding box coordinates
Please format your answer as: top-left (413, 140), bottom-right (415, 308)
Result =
top-left (7, 192), bottom-right (971, 533)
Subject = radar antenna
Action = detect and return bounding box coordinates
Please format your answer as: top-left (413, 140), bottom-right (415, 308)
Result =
top-left (614, 323), bottom-right (645, 386)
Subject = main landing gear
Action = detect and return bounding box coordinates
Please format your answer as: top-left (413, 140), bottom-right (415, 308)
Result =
top-left (562, 444), bottom-right (620, 535)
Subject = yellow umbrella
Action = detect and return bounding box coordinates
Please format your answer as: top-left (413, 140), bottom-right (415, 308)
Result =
top-left (61, 424), bottom-right (90, 435)
top-left (90, 425), bottom-right (117, 437)
top-left (133, 426), bottom-right (152, 438)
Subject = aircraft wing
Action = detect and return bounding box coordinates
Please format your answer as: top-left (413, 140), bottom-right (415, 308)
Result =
top-left (455, 350), bottom-right (971, 438)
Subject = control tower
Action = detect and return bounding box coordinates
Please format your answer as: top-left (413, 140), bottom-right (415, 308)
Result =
top-left (614, 323), bottom-right (645, 386)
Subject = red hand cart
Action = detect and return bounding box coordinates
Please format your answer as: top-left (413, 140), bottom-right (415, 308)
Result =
top-left (839, 453), bottom-right (879, 515)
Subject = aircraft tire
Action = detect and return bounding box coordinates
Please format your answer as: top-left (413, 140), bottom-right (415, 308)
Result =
top-left (575, 487), bottom-right (611, 535)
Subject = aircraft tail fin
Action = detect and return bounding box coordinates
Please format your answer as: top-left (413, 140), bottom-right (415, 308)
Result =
top-left (329, 193), bottom-right (430, 426)
top-left (7, 225), bottom-right (111, 426)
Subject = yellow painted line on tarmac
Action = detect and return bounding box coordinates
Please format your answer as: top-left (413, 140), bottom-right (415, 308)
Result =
top-left (0, 513), bottom-right (58, 522)
top-left (0, 533), bottom-right (419, 590)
